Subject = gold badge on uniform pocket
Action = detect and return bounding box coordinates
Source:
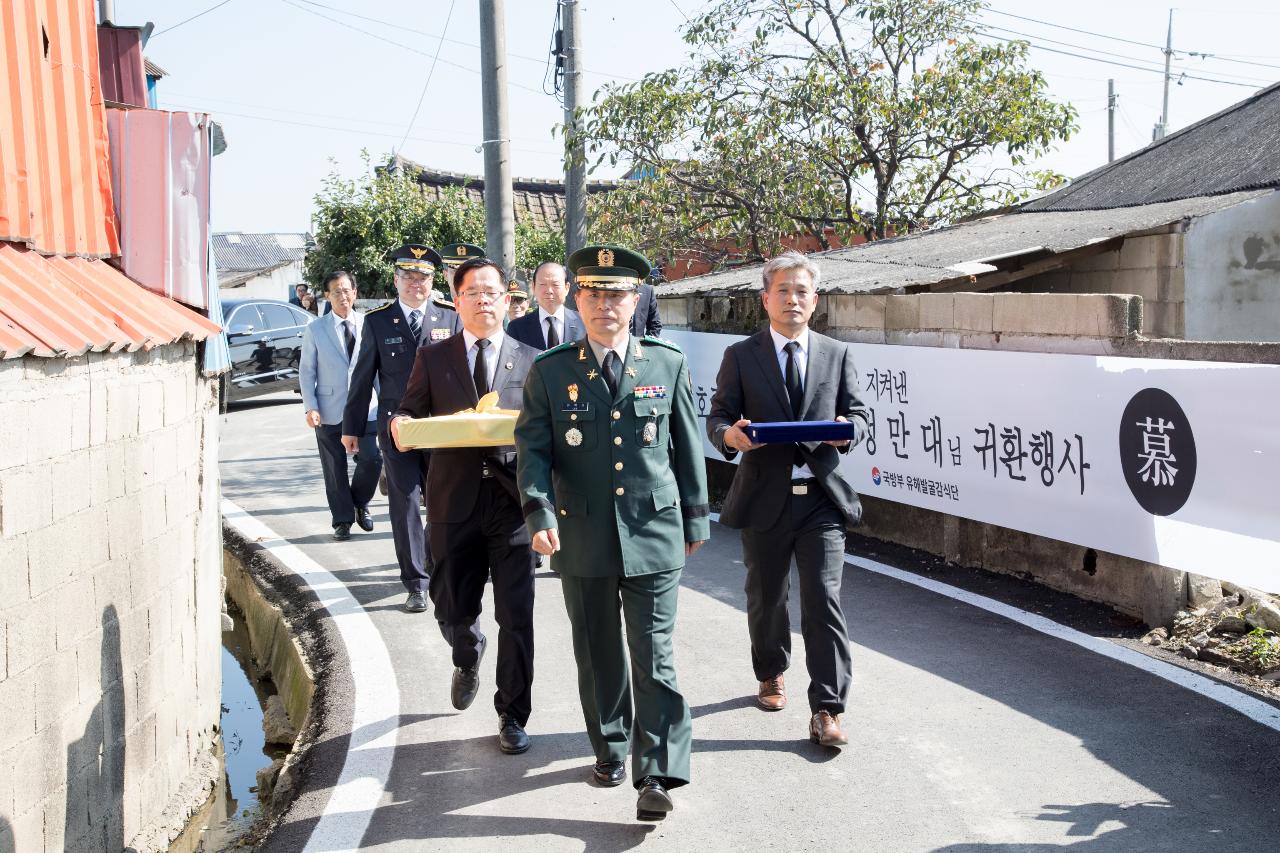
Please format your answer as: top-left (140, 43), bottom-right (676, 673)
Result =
top-left (568, 383), bottom-right (579, 403)
top-left (642, 422), bottom-right (657, 444)
top-left (565, 427), bottom-right (584, 447)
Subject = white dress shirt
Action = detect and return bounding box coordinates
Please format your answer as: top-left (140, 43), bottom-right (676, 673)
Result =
top-left (463, 328), bottom-right (505, 393)
top-left (769, 326), bottom-right (813, 478)
top-left (587, 335), bottom-right (630, 384)
top-left (537, 305), bottom-right (567, 348)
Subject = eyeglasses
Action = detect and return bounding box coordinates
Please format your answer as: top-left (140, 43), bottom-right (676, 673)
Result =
top-left (330, 287), bottom-right (356, 296)
top-left (458, 289), bottom-right (505, 303)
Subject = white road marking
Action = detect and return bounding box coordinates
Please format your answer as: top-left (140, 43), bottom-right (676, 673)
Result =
top-left (222, 499), bottom-right (400, 852)
top-left (707, 513), bottom-right (1280, 733)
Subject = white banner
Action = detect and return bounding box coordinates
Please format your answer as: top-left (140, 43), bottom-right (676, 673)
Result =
top-left (667, 330), bottom-right (1280, 593)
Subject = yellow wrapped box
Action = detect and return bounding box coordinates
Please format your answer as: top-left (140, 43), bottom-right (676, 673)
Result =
top-left (397, 392), bottom-right (520, 449)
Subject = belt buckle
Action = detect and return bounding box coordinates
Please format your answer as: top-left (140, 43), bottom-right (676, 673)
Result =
top-left (792, 483), bottom-right (808, 495)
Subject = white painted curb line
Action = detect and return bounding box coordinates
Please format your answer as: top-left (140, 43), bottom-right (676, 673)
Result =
top-left (223, 499), bottom-right (400, 853)
top-left (707, 513), bottom-right (1280, 733)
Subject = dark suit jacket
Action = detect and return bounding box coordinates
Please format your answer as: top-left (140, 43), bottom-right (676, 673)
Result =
top-left (629, 284), bottom-right (662, 337)
top-left (506, 307), bottom-right (585, 351)
top-left (342, 299), bottom-right (460, 435)
top-left (395, 333), bottom-right (535, 522)
top-left (707, 327), bottom-right (870, 529)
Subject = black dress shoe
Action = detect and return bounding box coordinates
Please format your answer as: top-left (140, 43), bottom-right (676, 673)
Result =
top-left (452, 665), bottom-right (480, 710)
top-left (332, 523), bottom-right (351, 541)
top-left (497, 714), bottom-right (530, 755)
top-left (636, 776), bottom-right (673, 821)
top-left (534, 553), bottom-right (544, 569)
top-left (355, 506), bottom-right (374, 532)
top-left (592, 760), bottom-right (626, 787)
top-left (403, 591), bottom-right (427, 613)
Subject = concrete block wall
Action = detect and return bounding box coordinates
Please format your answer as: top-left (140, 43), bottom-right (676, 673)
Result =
top-left (0, 342), bottom-right (222, 853)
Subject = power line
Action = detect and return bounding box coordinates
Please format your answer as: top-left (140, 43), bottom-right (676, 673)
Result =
top-left (975, 31), bottom-right (1263, 89)
top-left (397, 0), bottom-right (458, 153)
top-left (667, 0), bottom-right (690, 22)
top-left (151, 0), bottom-right (235, 37)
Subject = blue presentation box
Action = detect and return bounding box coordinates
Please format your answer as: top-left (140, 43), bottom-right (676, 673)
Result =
top-left (745, 420), bottom-right (855, 444)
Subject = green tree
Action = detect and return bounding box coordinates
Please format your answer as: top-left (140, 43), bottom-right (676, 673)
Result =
top-left (307, 153), bottom-right (564, 296)
top-left (581, 0), bottom-right (1077, 269)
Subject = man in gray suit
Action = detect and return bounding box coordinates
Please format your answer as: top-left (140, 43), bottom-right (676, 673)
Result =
top-left (707, 251), bottom-right (869, 748)
top-left (391, 257), bottom-right (538, 755)
top-left (300, 271), bottom-right (382, 540)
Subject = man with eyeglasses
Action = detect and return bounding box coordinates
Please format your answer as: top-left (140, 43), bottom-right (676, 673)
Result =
top-left (343, 244), bottom-right (460, 614)
top-left (391, 257), bottom-right (539, 755)
top-left (300, 271), bottom-right (382, 541)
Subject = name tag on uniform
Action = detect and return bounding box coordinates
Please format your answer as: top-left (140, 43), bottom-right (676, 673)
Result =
top-left (430, 328), bottom-right (450, 341)
top-left (384, 336), bottom-right (404, 345)
top-left (561, 402), bottom-right (590, 412)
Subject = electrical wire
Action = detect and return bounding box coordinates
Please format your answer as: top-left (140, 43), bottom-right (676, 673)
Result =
top-left (151, 0), bottom-right (235, 37)
top-left (397, 0), bottom-right (458, 153)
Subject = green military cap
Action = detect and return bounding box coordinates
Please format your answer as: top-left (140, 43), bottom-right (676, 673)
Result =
top-left (390, 243), bottom-right (442, 274)
top-left (440, 242), bottom-right (487, 268)
top-left (507, 278), bottom-right (529, 301)
top-left (568, 244), bottom-right (651, 291)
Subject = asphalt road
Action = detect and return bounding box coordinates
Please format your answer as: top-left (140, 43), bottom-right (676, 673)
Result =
top-left (219, 392), bottom-right (1280, 853)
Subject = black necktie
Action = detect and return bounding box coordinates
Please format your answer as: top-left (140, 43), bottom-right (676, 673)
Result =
top-left (784, 341), bottom-right (805, 468)
top-left (545, 316), bottom-right (559, 349)
top-left (408, 309), bottom-right (423, 343)
top-left (343, 320), bottom-right (355, 359)
top-left (473, 338), bottom-right (491, 398)
top-left (603, 350), bottom-right (621, 398)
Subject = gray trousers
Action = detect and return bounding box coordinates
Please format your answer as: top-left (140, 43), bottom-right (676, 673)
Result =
top-left (741, 486), bottom-right (852, 715)
top-left (560, 569), bottom-right (692, 789)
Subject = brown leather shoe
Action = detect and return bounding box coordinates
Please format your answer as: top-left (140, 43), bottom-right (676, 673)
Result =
top-left (809, 711), bottom-right (848, 747)
top-left (757, 674), bottom-right (786, 711)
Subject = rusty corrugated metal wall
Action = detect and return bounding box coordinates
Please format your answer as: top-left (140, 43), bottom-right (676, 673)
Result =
top-left (0, 0), bottom-right (121, 258)
top-left (96, 23), bottom-right (147, 108)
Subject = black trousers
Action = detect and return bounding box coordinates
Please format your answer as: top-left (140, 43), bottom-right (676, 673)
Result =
top-left (378, 421), bottom-right (433, 594)
top-left (740, 485), bottom-right (852, 715)
top-left (429, 478), bottom-right (535, 726)
top-left (315, 421), bottom-right (381, 527)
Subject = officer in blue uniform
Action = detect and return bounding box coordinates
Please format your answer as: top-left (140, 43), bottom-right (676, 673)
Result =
top-left (343, 244), bottom-right (460, 612)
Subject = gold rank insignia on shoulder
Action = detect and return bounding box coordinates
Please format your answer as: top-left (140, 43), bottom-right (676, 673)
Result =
top-left (598, 248), bottom-right (614, 267)
top-left (568, 383), bottom-right (579, 403)
top-left (409, 246), bottom-right (427, 259)
top-left (578, 347), bottom-right (587, 361)
top-left (633, 342), bottom-right (643, 358)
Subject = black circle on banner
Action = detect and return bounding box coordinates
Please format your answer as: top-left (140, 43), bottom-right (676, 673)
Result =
top-left (1118, 387), bottom-right (1196, 516)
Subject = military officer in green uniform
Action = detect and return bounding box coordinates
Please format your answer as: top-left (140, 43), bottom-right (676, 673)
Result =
top-left (515, 245), bottom-right (710, 822)
top-left (440, 242), bottom-right (486, 296)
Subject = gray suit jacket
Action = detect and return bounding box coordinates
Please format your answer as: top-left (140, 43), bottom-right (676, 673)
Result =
top-left (299, 312), bottom-right (375, 425)
top-left (395, 333), bottom-right (536, 522)
top-left (707, 327), bottom-right (869, 529)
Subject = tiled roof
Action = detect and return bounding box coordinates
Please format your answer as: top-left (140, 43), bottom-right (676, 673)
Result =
top-left (212, 232), bottom-right (311, 273)
top-left (1025, 82), bottom-right (1280, 212)
top-left (0, 242), bottom-right (221, 359)
top-left (392, 155), bottom-right (618, 231)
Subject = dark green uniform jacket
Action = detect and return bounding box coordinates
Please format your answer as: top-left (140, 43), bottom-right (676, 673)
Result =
top-left (515, 335), bottom-right (710, 576)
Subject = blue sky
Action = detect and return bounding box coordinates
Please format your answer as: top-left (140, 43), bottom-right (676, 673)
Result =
top-left (119, 0), bottom-right (1280, 233)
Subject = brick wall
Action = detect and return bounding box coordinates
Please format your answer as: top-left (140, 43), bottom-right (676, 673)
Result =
top-left (0, 342), bottom-right (223, 852)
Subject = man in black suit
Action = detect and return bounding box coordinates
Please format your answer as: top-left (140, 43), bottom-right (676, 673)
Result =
top-left (707, 251), bottom-right (869, 748)
top-left (507, 261), bottom-right (585, 351)
top-left (629, 281), bottom-right (662, 338)
top-left (391, 257), bottom-right (537, 755)
top-left (343, 244), bottom-right (461, 614)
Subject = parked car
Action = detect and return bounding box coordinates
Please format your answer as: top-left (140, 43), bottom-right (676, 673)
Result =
top-left (219, 298), bottom-right (315, 407)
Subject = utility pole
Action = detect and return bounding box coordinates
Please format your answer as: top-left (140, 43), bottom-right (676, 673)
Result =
top-left (562, 0), bottom-right (588, 258)
top-left (479, 0), bottom-right (515, 276)
top-left (1107, 79), bottom-right (1117, 162)
top-left (99, 0), bottom-right (115, 24)
top-left (1154, 9), bottom-right (1173, 140)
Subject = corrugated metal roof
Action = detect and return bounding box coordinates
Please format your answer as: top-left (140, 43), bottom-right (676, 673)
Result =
top-left (212, 232), bottom-right (310, 274)
top-left (96, 23), bottom-right (147, 108)
top-left (143, 57), bottom-right (167, 79)
top-left (1024, 82), bottom-right (1280, 212)
top-left (0, 0), bottom-right (121, 258)
top-left (0, 242), bottom-right (221, 359)
top-left (661, 191), bottom-right (1270, 297)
